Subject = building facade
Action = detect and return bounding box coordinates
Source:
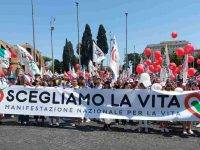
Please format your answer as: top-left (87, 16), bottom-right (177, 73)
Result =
top-left (146, 40), bottom-right (190, 54)
top-left (0, 39), bottom-right (44, 72)
top-left (21, 43), bottom-right (44, 68)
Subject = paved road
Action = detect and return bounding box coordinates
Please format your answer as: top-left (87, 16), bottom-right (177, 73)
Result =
top-left (0, 119), bottom-right (199, 150)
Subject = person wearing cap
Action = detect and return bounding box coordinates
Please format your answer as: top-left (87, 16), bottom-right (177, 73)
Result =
top-left (137, 73), bottom-right (152, 133)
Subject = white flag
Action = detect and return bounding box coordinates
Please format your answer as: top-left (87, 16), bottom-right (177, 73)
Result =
top-left (109, 36), bottom-right (120, 81)
top-left (72, 67), bottom-right (77, 78)
top-left (17, 45), bottom-right (40, 76)
top-left (88, 60), bottom-right (95, 76)
top-left (182, 54), bottom-right (188, 84)
top-left (160, 44), bottom-right (171, 82)
top-left (93, 41), bottom-right (105, 64)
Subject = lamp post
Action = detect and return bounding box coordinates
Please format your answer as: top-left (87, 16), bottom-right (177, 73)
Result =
top-left (31, 0), bottom-right (36, 62)
top-left (76, 2), bottom-right (81, 65)
top-left (50, 17), bottom-right (55, 74)
top-left (125, 12), bottom-right (128, 70)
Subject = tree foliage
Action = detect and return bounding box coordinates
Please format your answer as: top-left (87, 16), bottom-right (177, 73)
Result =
top-left (54, 59), bottom-right (63, 74)
top-left (43, 56), bottom-right (52, 62)
top-left (124, 52), bottom-right (141, 73)
top-left (62, 39), bottom-right (75, 71)
top-left (97, 24), bottom-right (108, 54)
top-left (81, 24), bottom-right (93, 67)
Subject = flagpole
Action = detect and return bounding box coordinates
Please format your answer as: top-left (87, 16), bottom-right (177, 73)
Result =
top-left (50, 17), bottom-right (55, 74)
top-left (125, 12), bottom-right (128, 71)
top-left (133, 45), bottom-right (135, 74)
top-left (31, 0), bottom-right (36, 62)
top-left (109, 31), bottom-right (112, 67)
top-left (75, 2), bottom-right (81, 65)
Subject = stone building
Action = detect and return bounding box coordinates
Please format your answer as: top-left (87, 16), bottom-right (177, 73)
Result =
top-left (146, 40), bottom-right (190, 54)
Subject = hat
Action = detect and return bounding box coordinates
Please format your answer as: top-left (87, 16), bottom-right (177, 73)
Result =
top-left (128, 79), bottom-right (134, 83)
top-left (175, 87), bottom-right (183, 92)
top-left (139, 73), bottom-right (151, 88)
top-left (151, 83), bottom-right (162, 91)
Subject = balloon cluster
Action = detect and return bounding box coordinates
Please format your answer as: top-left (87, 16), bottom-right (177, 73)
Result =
top-left (136, 32), bottom-right (199, 78)
top-left (136, 48), bottom-right (163, 74)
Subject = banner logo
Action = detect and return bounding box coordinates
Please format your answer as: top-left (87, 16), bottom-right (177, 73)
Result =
top-left (0, 90), bottom-right (4, 102)
top-left (184, 93), bottom-right (200, 118)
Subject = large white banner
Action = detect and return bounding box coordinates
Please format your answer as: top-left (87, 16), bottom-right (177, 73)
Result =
top-left (0, 85), bottom-right (199, 121)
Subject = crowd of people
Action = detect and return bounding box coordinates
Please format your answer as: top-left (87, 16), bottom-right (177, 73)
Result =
top-left (0, 67), bottom-right (200, 136)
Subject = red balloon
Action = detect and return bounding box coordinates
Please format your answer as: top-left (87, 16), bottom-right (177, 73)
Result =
top-left (188, 68), bottom-right (196, 77)
top-left (156, 57), bottom-right (163, 65)
top-left (184, 44), bottom-right (194, 54)
top-left (145, 59), bottom-right (152, 66)
top-left (149, 65), bottom-right (154, 72)
top-left (175, 67), bottom-right (181, 74)
top-left (197, 59), bottom-right (200, 65)
top-left (171, 32), bottom-right (178, 39)
top-left (172, 70), bottom-right (177, 76)
top-left (175, 47), bottom-right (184, 57)
top-left (154, 51), bottom-right (161, 59)
top-left (154, 65), bottom-right (161, 73)
top-left (188, 55), bottom-right (194, 63)
top-left (136, 64), bottom-right (144, 74)
top-left (144, 48), bottom-right (152, 57)
top-left (169, 63), bottom-right (177, 70)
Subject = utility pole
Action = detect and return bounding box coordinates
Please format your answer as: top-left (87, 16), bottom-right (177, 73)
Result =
top-left (125, 12), bottom-right (128, 70)
top-left (31, 0), bottom-right (36, 62)
top-left (50, 17), bottom-right (55, 74)
top-left (75, 2), bottom-right (81, 65)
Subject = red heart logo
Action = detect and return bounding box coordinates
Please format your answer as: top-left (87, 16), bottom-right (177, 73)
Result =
top-left (0, 90), bottom-right (4, 102)
top-left (184, 93), bottom-right (200, 119)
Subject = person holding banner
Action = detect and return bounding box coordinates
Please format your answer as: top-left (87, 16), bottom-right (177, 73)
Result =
top-left (48, 78), bottom-right (60, 127)
top-left (137, 73), bottom-right (152, 133)
top-left (159, 80), bottom-right (174, 133)
top-left (71, 78), bottom-right (82, 127)
top-left (182, 82), bottom-right (194, 135)
top-left (16, 72), bottom-right (30, 125)
top-left (102, 80), bottom-right (112, 130)
top-left (32, 74), bottom-right (46, 126)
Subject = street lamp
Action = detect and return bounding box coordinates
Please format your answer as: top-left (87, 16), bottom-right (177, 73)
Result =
top-left (50, 17), bottom-right (55, 74)
top-left (75, 2), bottom-right (81, 65)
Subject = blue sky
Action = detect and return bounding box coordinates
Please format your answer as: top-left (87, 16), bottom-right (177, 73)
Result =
top-left (1, 0), bottom-right (200, 64)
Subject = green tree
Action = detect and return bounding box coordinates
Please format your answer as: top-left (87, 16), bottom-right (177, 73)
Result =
top-left (43, 56), bottom-right (52, 62)
top-left (124, 52), bottom-right (141, 73)
top-left (170, 53), bottom-right (183, 66)
top-left (81, 24), bottom-right (93, 67)
top-left (62, 39), bottom-right (74, 72)
top-left (97, 24), bottom-right (108, 54)
top-left (54, 59), bottom-right (62, 73)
